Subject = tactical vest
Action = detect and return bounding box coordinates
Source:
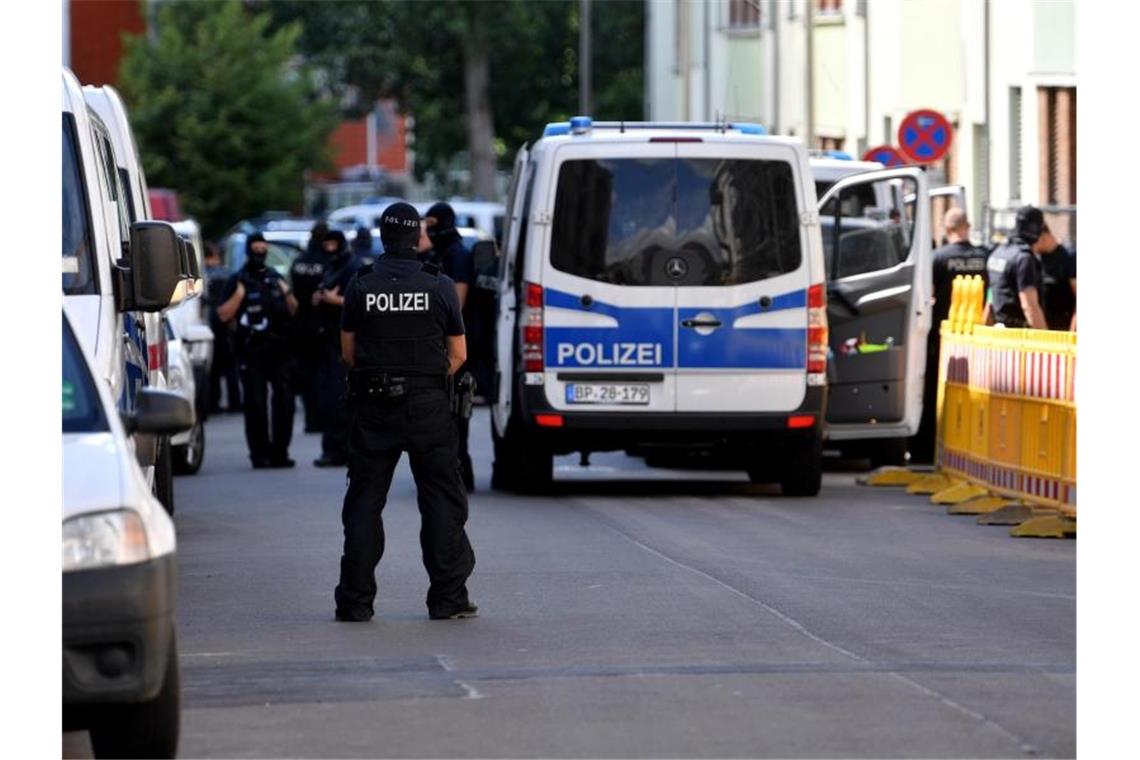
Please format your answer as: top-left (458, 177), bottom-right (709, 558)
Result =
top-left (354, 264), bottom-right (448, 376)
top-left (987, 240), bottom-right (1037, 327)
top-left (237, 267), bottom-right (289, 340)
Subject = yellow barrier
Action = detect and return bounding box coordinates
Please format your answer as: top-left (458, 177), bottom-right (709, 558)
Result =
top-left (936, 276), bottom-right (1076, 515)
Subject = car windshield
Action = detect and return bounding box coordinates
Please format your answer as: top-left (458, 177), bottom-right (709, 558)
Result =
top-left (62, 316), bottom-right (108, 434)
top-left (551, 157), bottom-right (802, 286)
top-left (63, 114), bottom-right (96, 295)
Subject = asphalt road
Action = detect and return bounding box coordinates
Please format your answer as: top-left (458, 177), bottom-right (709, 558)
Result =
top-left (66, 407), bottom-right (1075, 758)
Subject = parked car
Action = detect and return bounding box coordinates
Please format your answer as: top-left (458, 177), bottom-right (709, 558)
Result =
top-left (169, 219), bottom-right (215, 418)
top-left (164, 315), bottom-right (206, 474)
top-left (62, 307), bottom-right (192, 758)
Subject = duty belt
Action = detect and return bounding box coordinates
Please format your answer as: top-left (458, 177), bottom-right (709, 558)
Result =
top-left (348, 370), bottom-right (446, 401)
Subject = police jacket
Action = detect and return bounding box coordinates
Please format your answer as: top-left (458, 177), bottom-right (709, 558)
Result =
top-left (317, 252), bottom-right (360, 343)
top-left (931, 241), bottom-right (988, 327)
top-left (341, 252), bottom-right (466, 377)
top-left (289, 247), bottom-right (326, 338)
top-left (224, 264), bottom-right (292, 346)
top-left (987, 238), bottom-right (1042, 327)
top-left (1040, 244), bottom-right (1077, 331)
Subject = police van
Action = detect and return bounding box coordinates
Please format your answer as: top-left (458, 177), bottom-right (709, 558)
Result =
top-left (491, 118), bottom-right (932, 494)
top-left (64, 68), bottom-right (196, 513)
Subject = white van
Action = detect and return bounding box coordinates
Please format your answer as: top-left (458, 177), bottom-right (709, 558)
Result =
top-left (490, 118), bottom-right (932, 493)
top-left (64, 68), bottom-right (194, 513)
top-left (62, 307), bottom-right (190, 758)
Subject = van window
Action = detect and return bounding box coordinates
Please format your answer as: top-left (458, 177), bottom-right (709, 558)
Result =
top-left (62, 114), bottom-right (96, 295)
top-left (551, 158), bottom-right (802, 286)
top-left (62, 316), bottom-right (108, 433)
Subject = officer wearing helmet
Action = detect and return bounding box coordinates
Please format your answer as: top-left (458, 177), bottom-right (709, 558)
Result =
top-left (986, 206), bottom-right (1050, 329)
top-left (333, 202), bottom-right (477, 622)
top-left (313, 230), bottom-right (361, 467)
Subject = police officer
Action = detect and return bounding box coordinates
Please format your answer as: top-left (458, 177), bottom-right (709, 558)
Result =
top-left (910, 208), bottom-right (989, 463)
top-left (421, 202), bottom-right (477, 491)
top-left (290, 221), bottom-right (329, 433)
top-left (313, 230), bottom-right (361, 467)
top-left (216, 233), bottom-right (299, 468)
top-left (204, 242), bottom-right (242, 414)
top-left (334, 202), bottom-right (477, 622)
top-left (351, 225), bottom-right (377, 269)
top-left (986, 206), bottom-right (1050, 330)
top-left (1037, 226), bottom-right (1077, 331)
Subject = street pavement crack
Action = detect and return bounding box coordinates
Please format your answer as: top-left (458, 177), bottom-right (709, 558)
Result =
top-left (582, 502), bottom-right (1043, 757)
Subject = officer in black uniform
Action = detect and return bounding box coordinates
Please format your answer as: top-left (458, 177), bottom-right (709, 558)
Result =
top-left (290, 221), bottom-right (328, 433)
top-left (421, 202), bottom-right (477, 491)
top-left (216, 233), bottom-right (299, 468)
top-left (334, 202), bottom-right (477, 622)
top-left (1037, 226), bottom-right (1077, 331)
top-left (910, 208), bottom-right (989, 463)
top-left (313, 230), bottom-right (361, 467)
top-left (986, 206), bottom-right (1049, 330)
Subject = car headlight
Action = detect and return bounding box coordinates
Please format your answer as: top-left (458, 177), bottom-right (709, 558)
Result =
top-left (186, 340), bottom-right (212, 365)
top-left (62, 510), bottom-right (150, 572)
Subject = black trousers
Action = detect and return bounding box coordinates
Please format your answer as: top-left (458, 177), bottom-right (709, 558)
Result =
top-left (334, 388), bottom-right (475, 617)
top-left (318, 341), bottom-right (350, 459)
top-left (209, 326), bottom-right (242, 412)
top-left (293, 335), bottom-right (323, 431)
top-left (909, 335), bottom-right (941, 464)
top-left (238, 346), bottom-right (295, 462)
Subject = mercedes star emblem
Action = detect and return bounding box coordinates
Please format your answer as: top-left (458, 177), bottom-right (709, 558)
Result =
top-left (665, 257), bottom-right (689, 280)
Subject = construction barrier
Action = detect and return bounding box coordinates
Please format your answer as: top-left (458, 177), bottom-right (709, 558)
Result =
top-left (859, 274), bottom-right (1077, 538)
top-left (936, 276), bottom-right (1076, 516)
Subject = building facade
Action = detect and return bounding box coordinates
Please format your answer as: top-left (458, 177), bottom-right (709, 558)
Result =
top-left (645, 0), bottom-right (1076, 240)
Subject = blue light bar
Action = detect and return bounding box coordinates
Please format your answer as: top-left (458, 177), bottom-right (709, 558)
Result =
top-left (570, 115), bottom-right (593, 134)
top-left (731, 122), bottom-right (767, 135)
top-left (825, 150), bottom-right (853, 160)
top-left (543, 122), bottom-right (570, 137)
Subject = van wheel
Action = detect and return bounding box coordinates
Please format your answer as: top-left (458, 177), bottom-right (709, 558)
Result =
top-left (172, 422), bottom-right (205, 475)
top-left (491, 418), bottom-right (553, 494)
top-left (869, 437), bottom-right (908, 468)
top-left (88, 633), bottom-right (180, 759)
top-left (154, 437), bottom-right (175, 515)
top-left (780, 437), bottom-right (823, 497)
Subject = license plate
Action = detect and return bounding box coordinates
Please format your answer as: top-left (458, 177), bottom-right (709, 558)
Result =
top-left (565, 383), bottom-right (650, 405)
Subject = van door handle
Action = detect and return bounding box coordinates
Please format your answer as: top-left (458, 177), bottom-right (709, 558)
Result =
top-left (681, 318), bottom-right (722, 329)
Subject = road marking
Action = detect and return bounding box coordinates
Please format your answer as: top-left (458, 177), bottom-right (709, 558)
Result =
top-left (456, 680), bottom-right (485, 700)
top-left (590, 508), bottom-right (1042, 757)
top-left (435, 654), bottom-right (455, 672)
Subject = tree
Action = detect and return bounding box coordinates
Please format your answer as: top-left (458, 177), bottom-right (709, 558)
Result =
top-left (260, 0), bottom-right (644, 198)
top-left (118, 0), bottom-right (337, 238)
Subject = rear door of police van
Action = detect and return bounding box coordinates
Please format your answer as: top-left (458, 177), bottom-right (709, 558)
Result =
top-left (539, 141), bottom-right (679, 414)
top-left (818, 167), bottom-right (932, 439)
top-left (672, 139), bottom-right (812, 413)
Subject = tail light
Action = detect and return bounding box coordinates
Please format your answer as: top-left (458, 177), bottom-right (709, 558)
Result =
top-left (807, 283), bottom-right (828, 385)
top-left (522, 282), bottom-right (544, 375)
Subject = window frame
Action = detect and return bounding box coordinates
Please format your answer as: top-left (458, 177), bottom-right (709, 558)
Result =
top-left (62, 112), bottom-right (98, 296)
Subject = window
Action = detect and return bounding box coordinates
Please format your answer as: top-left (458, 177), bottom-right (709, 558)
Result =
top-left (820, 176), bottom-right (917, 280)
top-left (62, 316), bottom-right (108, 434)
top-left (816, 0), bottom-right (843, 14)
top-left (550, 158), bottom-right (803, 287)
top-left (1039, 86), bottom-right (1076, 205)
top-left (726, 0), bottom-right (761, 30)
top-left (62, 114), bottom-right (96, 296)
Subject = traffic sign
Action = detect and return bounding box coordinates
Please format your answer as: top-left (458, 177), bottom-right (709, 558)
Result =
top-left (862, 145), bottom-right (905, 167)
top-left (897, 109), bottom-right (953, 163)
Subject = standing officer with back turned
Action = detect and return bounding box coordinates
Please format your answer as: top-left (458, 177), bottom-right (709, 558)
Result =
top-left (333, 202), bottom-right (477, 622)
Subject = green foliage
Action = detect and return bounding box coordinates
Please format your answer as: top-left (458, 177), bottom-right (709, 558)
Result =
top-left (118, 0), bottom-right (338, 238)
top-left (260, 0), bottom-right (644, 186)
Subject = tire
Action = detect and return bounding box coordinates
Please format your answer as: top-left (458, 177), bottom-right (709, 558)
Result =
top-left (491, 416), bottom-right (553, 494)
top-left (89, 634), bottom-right (180, 759)
top-left (154, 437), bottom-right (175, 515)
top-left (780, 436), bottom-right (823, 497)
top-left (172, 422), bottom-right (205, 476)
top-left (868, 437), bottom-right (908, 469)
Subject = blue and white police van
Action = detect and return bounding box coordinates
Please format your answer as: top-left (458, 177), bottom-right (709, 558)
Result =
top-left (490, 118), bottom-right (932, 494)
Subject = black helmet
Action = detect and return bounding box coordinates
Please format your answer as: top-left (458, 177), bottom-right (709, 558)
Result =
top-left (245, 232), bottom-right (267, 254)
top-left (322, 230), bottom-right (348, 255)
top-left (425, 201), bottom-right (461, 249)
top-left (1014, 206), bottom-right (1046, 244)
top-left (379, 202), bottom-right (422, 254)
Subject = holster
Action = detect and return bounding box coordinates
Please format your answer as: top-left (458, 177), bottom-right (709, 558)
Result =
top-left (449, 371), bottom-right (476, 420)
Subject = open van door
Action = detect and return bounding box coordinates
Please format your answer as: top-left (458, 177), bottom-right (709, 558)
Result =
top-left (492, 144), bottom-right (530, 436)
top-left (819, 167), bottom-right (932, 444)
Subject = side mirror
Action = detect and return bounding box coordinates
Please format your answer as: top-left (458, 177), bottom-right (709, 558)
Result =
top-left (471, 240), bottom-right (499, 274)
top-left (121, 388), bottom-right (195, 436)
top-left (122, 221), bottom-right (186, 312)
top-left (179, 238), bottom-right (204, 297)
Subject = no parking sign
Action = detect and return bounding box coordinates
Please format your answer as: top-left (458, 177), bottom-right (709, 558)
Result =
top-left (897, 109), bottom-right (953, 163)
top-left (861, 145), bottom-right (905, 167)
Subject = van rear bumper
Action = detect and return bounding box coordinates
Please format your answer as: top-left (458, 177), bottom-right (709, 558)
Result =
top-left (517, 386), bottom-right (825, 453)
